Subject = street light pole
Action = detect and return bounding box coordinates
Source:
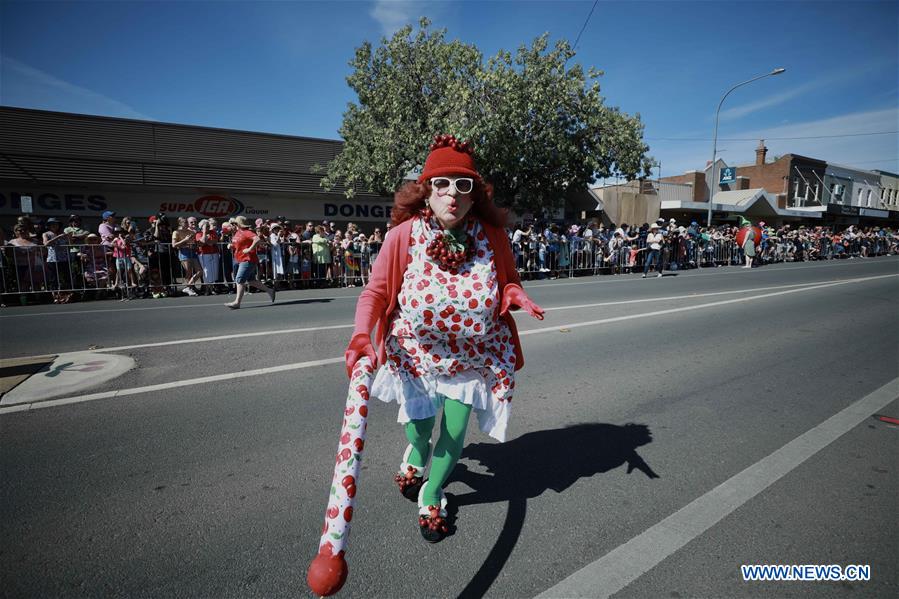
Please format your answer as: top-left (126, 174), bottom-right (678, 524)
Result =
top-left (707, 68), bottom-right (786, 227)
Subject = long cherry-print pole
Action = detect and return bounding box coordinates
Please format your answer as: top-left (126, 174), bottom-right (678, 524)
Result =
top-left (306, 356), bottom-right (374, 597)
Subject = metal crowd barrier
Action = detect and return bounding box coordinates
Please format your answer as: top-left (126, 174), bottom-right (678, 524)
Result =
top-left (0, 239), bottom-right (377, 301)
top-left (510, 236), bottom-right (747, 278)
top-left (1, 234), bottom-right (896, 303)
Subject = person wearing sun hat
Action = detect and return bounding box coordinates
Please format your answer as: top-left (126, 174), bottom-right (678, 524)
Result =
top-left (224, 215), bottom-right (276, 309)
top-left (736, 215), bottom-right (761, 268)
top-left (43, 217), bottom-right (74, 303)
top-left (344, 134), bottom-right (544, 543)
top-left (643, 222), bottom-right (664, 278)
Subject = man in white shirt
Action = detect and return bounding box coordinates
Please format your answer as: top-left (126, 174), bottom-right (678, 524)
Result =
top-left (511, 223), bottom-right (526, 270)
top-left (643, 222), bottom-right (664, 278)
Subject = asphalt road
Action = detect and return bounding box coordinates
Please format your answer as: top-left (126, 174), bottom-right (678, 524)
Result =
top-left (1, 257), bottom-right (897, 599)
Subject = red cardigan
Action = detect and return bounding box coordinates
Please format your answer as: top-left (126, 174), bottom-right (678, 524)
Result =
top-left (353, 216), bottom-right (528, 371)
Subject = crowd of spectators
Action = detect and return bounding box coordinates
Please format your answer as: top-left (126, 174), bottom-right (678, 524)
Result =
top-left (0, 212), bottom-right (388, 305)
top-left (1, 210), bottom-right (897, 305)
top-left (507, 219), bottom-right (899, 278)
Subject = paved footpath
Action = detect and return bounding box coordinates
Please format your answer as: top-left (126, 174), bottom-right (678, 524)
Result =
top-left (1, 258), bottom-right (897, 598)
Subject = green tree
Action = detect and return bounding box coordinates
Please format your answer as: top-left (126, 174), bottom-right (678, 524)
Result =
top-left (321, 18), bottom-right (651, 215)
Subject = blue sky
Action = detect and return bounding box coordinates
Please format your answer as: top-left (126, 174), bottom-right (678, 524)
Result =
top-left (1, 0), bottom-right (897, 178)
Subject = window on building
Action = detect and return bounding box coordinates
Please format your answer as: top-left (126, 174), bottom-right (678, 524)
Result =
top-left (865, 189), bottom-right (872, 207)
top-left (831, 183), bottom-right (843, 203)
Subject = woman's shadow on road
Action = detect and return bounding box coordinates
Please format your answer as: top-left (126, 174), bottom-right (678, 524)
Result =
top-left (446, 422), bottom-right (659, 599)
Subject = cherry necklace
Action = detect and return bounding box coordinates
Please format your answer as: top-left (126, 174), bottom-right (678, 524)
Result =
top-left (423, 212), bottom-right (473, 271)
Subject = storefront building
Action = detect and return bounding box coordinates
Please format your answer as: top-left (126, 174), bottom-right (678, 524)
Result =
top-left (874, 169), bottom-right (898, 211)
top-left (0, 106), bottom-right (393, 231)
top-left (655, 140), bottom-right (898, 226)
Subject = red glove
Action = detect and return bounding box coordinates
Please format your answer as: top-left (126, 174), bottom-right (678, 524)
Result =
top-left (500, 285), bottom-right (545, 320)
top-left (345, 333), bottom-right (377, 378)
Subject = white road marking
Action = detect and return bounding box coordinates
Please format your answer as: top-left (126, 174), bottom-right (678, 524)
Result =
top-left (2, 273), bottom-right (894, 413)
top-left (0, 294), bottom-right (357, 319)
top-left (541, 278), bottom-right (863, 312)
top-left (535, 376), bottom-right (899, 599)
top-left (1, 256), bottom-right (894, 318)
top-left (10, 276), bottom-right (889, 360)
top-left (0, 357), bottom-right (344, 414)
top-left (528, 255), bottom-right (898, 289)
top-left (521, 274), bottom-right (896, 336)
top-left (87, 324), bottom-right (354, 354)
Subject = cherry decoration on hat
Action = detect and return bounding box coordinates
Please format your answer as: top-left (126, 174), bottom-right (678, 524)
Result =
top-left (417, 134), bottom-right (481, 184)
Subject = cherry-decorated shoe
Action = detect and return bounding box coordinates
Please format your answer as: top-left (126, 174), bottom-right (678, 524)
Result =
top-left (417, 480), bottom-right (449, 543)
top-left (395, 466), bottom-right (425, 501)
top-left (418, 505), bottom-right (449, 543)
top-left (394, 443), bottom-right (428, 502)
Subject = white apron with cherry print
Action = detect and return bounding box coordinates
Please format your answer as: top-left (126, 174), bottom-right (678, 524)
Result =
top-left (371, 216), bottom-right (517, 442)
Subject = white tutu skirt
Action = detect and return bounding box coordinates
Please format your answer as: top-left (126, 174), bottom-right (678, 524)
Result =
top-left (371, 366), bottom-right (511, 442)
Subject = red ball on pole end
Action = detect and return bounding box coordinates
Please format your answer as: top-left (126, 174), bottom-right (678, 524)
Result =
top-left (307, 551), bottom-right (348, 597)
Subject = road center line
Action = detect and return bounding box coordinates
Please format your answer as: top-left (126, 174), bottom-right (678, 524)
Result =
top-left (1, 256), bottom-right (894, 318)
top-left (0, 294), bottom-right (357, 319)
top-left (0, 358), bottom-right (345, 414)
top-left (535, 376), bottom-right (899, 599)
top-left (2, 273), bottom-right (894, 414)
top-left (540, 279), bottom-right (860, 312)
top-left (88, 324), bottom-right (355, 354)
top-left (521, 274), bottom-right (896, 337)
top-left (536, 255), bottom-right (898, 289)
top-left (23, 275), bottom-right (887, 358)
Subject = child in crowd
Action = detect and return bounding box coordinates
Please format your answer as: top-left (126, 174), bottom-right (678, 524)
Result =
top-left (300, 246), bottom-right (312, 289)
top-left (112, 227), bottom-right (134, 300)
top-left (129, 230), bottom-right (150, 297)
top-left (81, 234), bottom-right (109, 291)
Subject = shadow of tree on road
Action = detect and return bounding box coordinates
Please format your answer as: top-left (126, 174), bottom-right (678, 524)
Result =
top-left (446, 422), bottom-right (659, 599)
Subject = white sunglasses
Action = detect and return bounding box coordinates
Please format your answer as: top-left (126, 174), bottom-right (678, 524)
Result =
top-left (430, 177), bottom-right (474, 195)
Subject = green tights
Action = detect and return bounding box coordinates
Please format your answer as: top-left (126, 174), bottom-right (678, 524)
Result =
top-left (403, 398), bottom-right (472, 506)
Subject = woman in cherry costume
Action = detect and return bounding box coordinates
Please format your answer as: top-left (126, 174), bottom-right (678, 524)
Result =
top-left (345, 135), bottom-right (544, 543)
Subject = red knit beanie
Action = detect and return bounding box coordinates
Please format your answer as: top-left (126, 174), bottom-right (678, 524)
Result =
top-left (417, 134), bottom-right (481, 183)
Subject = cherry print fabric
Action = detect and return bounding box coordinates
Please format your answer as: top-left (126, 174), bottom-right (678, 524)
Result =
top-left (370, 216), bottom-right (517, 442)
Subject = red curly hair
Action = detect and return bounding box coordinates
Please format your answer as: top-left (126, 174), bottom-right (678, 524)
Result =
top-left (390, 179), bottom-right (507, 229)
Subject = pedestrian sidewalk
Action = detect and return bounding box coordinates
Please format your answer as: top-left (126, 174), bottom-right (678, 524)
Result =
top-left (0, 352), bottom-right (134, 407)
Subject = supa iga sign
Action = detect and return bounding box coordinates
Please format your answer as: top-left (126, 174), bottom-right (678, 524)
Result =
top-left (158, 195), bottom-right (246, 218)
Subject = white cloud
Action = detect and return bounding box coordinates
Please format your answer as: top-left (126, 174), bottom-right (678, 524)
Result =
top-left (718, 60), bottom-right (894, 123)
top-left (369, 0), bottom-right (422, 36)
top-left (737, 107), bottom-right (898, 168)
top-left (718, 80), bottom-right (818, 121)
top-left (740, 107), bottom-right (897, 141)
top-left (0, 56), bottom-right (152, 120)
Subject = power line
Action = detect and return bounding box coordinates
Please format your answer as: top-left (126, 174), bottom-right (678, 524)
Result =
top-left (573, 0), bottom-right (599, 51)
top-left (646, 131), bottom-right (898, 142)
top-left (842, 158), bottom-right (898, 165)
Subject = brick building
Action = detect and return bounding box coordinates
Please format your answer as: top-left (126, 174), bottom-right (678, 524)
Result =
top-left (657, 140), bottom-right (898, 226)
